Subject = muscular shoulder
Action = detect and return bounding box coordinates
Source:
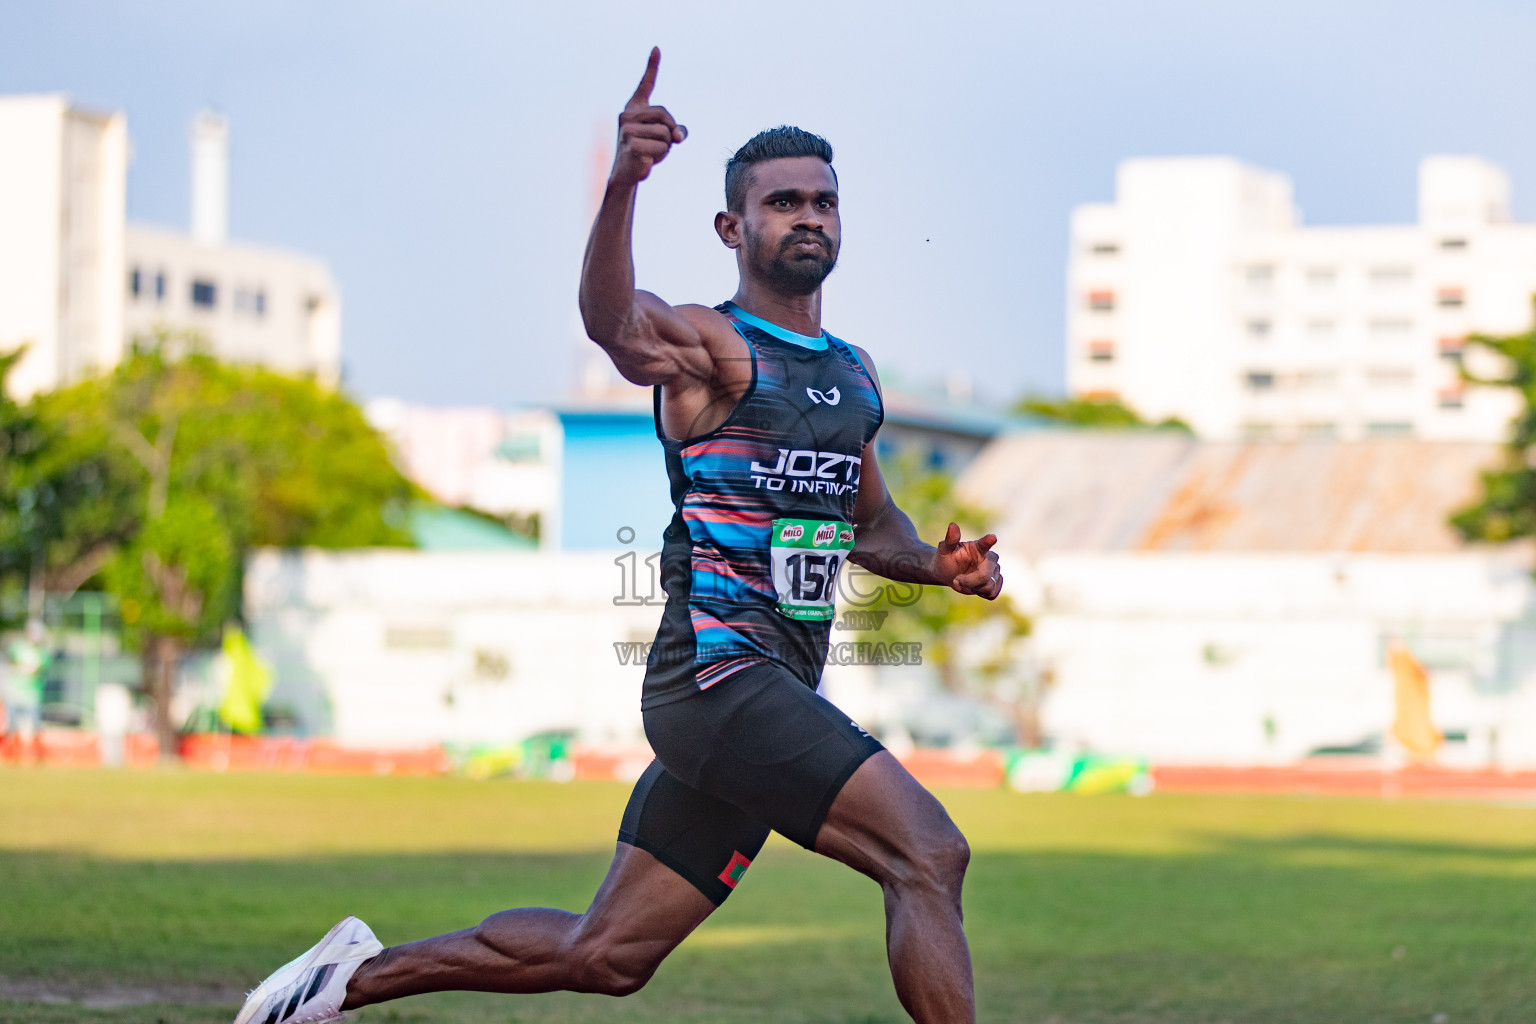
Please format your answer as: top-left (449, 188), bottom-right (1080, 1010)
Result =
top-left (674, 304), bottom-right (737, 346)
top-left (849, 343), bottom-right (883, 396)
top-left (673, 304), bottom-right (750, 385)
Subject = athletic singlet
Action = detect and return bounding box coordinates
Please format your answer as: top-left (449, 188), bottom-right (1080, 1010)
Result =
top-left (641, 301), bottom-right (885, 709)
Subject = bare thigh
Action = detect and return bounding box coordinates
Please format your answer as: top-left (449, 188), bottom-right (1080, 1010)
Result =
top-left (813, 750), bottom-right (968, 887)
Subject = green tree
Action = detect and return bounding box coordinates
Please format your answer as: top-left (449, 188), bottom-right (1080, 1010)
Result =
top-left (26, 334), bottom-right (416, 754)
top-left (852, 454), bottom-right (1038, 743)
top-left (1452, 300), bottom-right (1536, 543)
top-left (1016, 393), bottom-right (1191, 432)
top-left (1, 348), bottom-right (40, 611)
top-left (2, 348), bottom-right (139, 624)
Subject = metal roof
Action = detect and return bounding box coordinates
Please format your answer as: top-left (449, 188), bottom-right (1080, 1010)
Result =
top-left (409, 504), bottom-right (537, 552)
top-left (955, 431), bottom-right (1506, 554)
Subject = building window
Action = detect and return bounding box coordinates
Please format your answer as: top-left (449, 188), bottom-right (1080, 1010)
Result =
top-left (1366, 367), bottom-right (1415, 388)
top-left (1439, 237), bottom-right (1468, 250)
top-left (384, 626), bottom-right (452, 649)
top-left (497, 433), bottom-right (542, 462)
top-left (1090, 242), bottom-right (1119, 256)
top-left (1087, 290), bottom-right (1115, 312)
top-left (1306, 267), bottom-right (1337, 288)
top-left (1246, 319), bottom-right (1272, 340)
top-left (1299, 422), bottom-right (1337, 439)
top-left (1307, 319), bottom-right (1336, 340)
top-left (1437, 287), bottom-right (1465, 308)
top-left (1087, 340), bottom-right (1115, 362)
top-left (1241, 421), bottom-right (1277, 441)
top-left (1438, 336), bottom-right (1466, 361)
top-left (1438, 387), bottom-right (1464, 409)
top-left (1244, 265), bottom-right (1275, 290)
top-left (254, 290), bottom-right (267, 317)
top-left (1366, 421), bottom-right (1414, 438)
top-left (128, 267), bottom-right (141, 298)
top-left (1245, 371), bottom-right (1276, 391)
top-left (1368, 318), bottom-right (1413, 339)
top-left (155, 272), bottom-right (166, 301)
top-left (1369, 266), bottom-right (1413, 287)
top-left (191, 279), bottom-right (217, 308)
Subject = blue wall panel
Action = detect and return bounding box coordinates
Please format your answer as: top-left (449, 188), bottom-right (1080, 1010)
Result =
top-left (559, 412), bottom-right (672, 552)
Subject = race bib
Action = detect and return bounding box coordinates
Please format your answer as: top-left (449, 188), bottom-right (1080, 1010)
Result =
top-left (770, 518), bottom-right (855, 621)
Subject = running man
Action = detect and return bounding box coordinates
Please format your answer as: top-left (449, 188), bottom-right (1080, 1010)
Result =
top-left (235, 47), bottom-right (1003, 1024)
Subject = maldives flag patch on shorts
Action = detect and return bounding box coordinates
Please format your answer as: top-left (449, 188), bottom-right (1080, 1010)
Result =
top-left (718, 851), bottom-right (752, 889)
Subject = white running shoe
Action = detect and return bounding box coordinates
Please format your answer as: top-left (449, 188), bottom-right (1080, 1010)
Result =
top-left (233, 916), bottom-right (383, 1024)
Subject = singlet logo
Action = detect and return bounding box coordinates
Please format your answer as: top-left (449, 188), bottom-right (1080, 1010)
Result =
top-left (749, 449), bottom-right (862, 495)
top-left (812, 523), bottom-right (838, 546)
top-left (806, 386), bottom-right (841, 406)
top-left (779, 524), bottom-right (805, 542)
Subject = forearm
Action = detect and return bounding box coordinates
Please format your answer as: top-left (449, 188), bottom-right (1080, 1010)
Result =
top-left (578, 179), bottom-right (642, 347)
top-left (849, 497), bottom-right (944, 585)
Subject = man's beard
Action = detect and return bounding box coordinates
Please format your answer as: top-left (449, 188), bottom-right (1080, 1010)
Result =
top-left (746, 225), bottom-right (838, 297)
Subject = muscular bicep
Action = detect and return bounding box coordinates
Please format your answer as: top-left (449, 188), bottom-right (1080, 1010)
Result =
top-left (597, 296), bottom-right (721, 387)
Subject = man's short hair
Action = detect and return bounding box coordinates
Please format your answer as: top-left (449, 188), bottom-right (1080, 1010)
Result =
top-left (725, 126), bottom-right (835, 214)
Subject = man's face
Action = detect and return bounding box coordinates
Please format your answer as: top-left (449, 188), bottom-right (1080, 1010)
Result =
top-left (734, 157), bottom-right (840, 297)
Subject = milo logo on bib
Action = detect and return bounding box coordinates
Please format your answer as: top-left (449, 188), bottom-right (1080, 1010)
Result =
top-left (769, 518), bottom-right (855, 621)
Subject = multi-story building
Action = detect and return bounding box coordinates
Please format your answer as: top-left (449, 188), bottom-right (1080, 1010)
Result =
top-left (1066, 156), bottom-right (1536, 441)
top-left (0, 95), bottom-right (127, 398)
top-left (0, 96), bottom-right (339, 398)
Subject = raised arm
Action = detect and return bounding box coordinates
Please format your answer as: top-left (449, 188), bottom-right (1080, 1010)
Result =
top-left (846, 347), bottom-right (1003, 600)
top-left (579, 48), bottom-right (717, 388)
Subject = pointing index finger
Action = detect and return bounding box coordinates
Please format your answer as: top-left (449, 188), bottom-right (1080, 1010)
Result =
top-left (628, 47), bottom-right (661, 108)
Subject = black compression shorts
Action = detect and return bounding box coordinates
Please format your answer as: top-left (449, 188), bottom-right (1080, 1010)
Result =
top-left (617, 659), bottom-right (885, 905)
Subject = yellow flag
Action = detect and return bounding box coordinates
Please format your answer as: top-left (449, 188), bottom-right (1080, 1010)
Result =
top-left (217, 625), bottom-right (273, 734)
top-left (1388, 643), bottom-right (1441, 760)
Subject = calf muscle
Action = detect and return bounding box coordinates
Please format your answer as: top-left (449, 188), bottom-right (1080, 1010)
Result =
top-left (815, 752), bottom-right (976, 1024)
top-left (342, 844), bottom-right (715, 1008)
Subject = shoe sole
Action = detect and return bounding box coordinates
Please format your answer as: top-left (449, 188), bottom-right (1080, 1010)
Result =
top-left (232, 917), bottom-right (359, 1024)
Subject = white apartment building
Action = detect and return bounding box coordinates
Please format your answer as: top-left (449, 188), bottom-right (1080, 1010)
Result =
top-left (1067, 156), bottom-right (1536, 441)
top-left (0, 96), bottom-right (127, 397)
top-left (0, 96), bottom-right (340, 398)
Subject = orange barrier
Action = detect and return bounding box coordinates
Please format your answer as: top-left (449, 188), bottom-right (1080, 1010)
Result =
top-left (2, 728), bottom-right (97, 766)
top-left (125, 733), bottom-right (161, 766)
top-left (178, 733), bottom-right (313, 771)
top-left (10, 730), bottom-right (1535, 800)
top-left (897, 748), bottom-right (1006, 789)
top-left (305, 742), bottom-right (448, 776)
top-left (564, 745), bottom-right (1010, 788)
top-left (177, 734), bottom-right (448, 775)
top-left (570, 745), bottom-right (655, 782)
top-left (0, 730), bottom-right (162, 767)
top-left (1152, 761), bottom-right (1536, 801)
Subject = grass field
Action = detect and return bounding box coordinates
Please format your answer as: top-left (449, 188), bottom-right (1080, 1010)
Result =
top-left (1, 769), bottom-right (1534, 1023)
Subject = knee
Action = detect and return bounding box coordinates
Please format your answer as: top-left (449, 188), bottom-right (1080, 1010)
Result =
top-left (900, 824), bottom-right (970, 895)
top-left (567, 935), bottom-right (660, 997)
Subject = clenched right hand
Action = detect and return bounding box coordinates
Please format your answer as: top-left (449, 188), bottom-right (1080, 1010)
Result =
top-left (612, 47), bottom-right (687, 186)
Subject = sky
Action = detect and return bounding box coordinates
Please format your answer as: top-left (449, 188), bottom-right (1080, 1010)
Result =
top-left (3, 0), bottom-right (1534, 408)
